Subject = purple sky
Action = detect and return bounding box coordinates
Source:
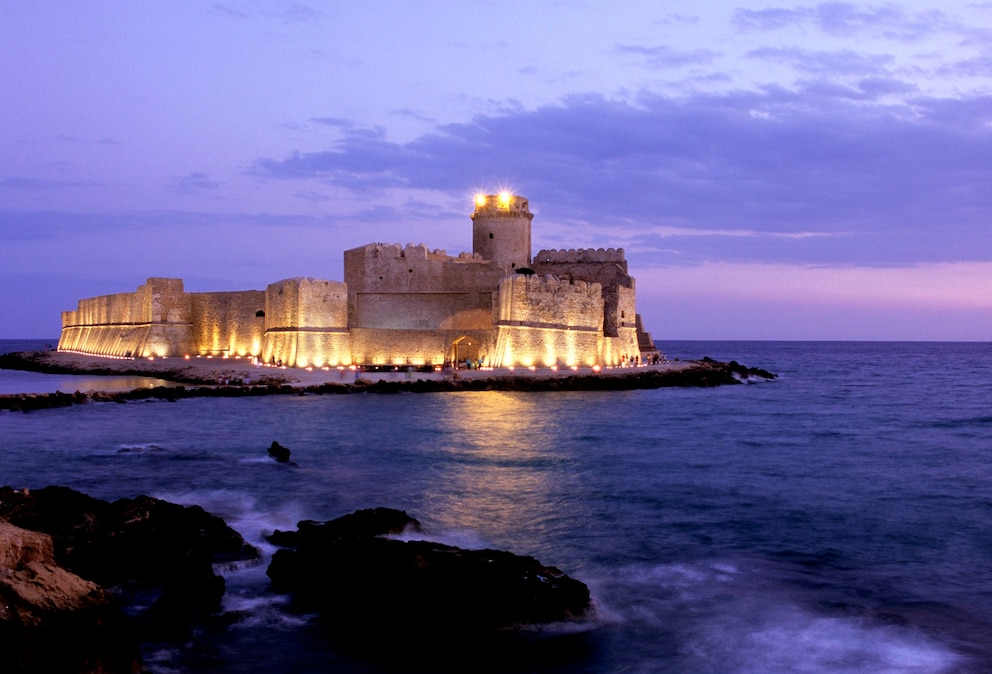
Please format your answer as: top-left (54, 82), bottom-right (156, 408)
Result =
top-left (2, 2), bottom-right (990, 341)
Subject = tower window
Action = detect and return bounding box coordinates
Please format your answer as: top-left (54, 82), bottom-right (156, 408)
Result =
top-left (255, 310), bottom-right (265, 317)
top-left (489, 233), bottom-right (494, 239)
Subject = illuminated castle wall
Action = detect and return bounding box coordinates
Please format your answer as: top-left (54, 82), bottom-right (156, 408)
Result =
top-left (58, 194), bottom-right (653, 367)
top-left (59, 278), bottom-right (194, 358)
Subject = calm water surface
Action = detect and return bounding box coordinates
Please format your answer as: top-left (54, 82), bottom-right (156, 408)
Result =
top-left (0, 340), bottom-right (175, 394)
top-left (1, 340), bottom-right (990, 673)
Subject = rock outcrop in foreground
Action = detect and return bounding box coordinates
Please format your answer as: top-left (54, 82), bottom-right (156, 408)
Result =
top-left (0, 519), bottom-right (142, 673)
top-left (0, 486), bottom-right (260, 673)
top-left (266, 508), bottom-right (593, 643)
top-left (1, 490), bottom-right (596, 672)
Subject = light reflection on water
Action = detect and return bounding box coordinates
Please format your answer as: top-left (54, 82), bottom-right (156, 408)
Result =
top-left (425, 392), bottom-right (578, 550)
top-left (0, 369), bottom-right (177, 395)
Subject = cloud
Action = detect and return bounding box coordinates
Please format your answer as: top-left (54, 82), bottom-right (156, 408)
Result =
top-left (210, 4), bottom-right (248, 20)
top-left (734, 6), bottom-right (807, 31)
top-left (644, 225), bottom-right (834, 240)
top-left (210, 2), bottom-right (325, 24)
top-left (746, 47), bottom-right (895, 76)
top-left (615, 44), bottom-right (719, 68)
top-left (174, 172), bottom-right (224, 195)
top-left (273, 3), bottom-right (327, 24)
top-left (310, 116), bottom-right (357, 128)
top-left (0, 176), bottom-right (100, 191)
top-left (254, 86), bottom-right (992, 267)
top-left (733, 3), bottom-right (948, 41)
top-left (938, 53), bottom-right (992, 79)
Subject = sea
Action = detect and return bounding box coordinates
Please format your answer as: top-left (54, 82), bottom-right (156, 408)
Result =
top-left (1, 339), bottom-right (991, 674)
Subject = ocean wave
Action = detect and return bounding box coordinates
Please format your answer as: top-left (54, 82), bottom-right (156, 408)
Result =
top-left (590, 559), bottom-right (965, 673)
top-left (688, 603), bottom-right (965, 674)
top-left (386, 527), bottom-right (491, 550)
top-left (117, 443), bottom-right (170, 454)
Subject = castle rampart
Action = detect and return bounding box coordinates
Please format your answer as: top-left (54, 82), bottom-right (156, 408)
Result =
top-left (344, 241), bottom-right (503, 334)
top-left (490, 274), bottom-right (606, 368)
top-left (263, 278), bottom-right (350, 367)
top-left (58, 278), bottom-right (193, 358)
top-left (189, 290), bottom-right (265, 357)
top-left (533, 248), bottom-right (627, 265)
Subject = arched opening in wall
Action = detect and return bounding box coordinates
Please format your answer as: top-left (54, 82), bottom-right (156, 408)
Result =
top-left (255, 310), bottom-right (265, 317)
top-left (452, 336), bottom-right (481, 368)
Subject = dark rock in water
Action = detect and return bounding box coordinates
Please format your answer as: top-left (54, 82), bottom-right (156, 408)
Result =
top-left (266, 508), bottom-right (592, 643)
top-left (268, 440), bottom-right (291, 463)
top-left (0, 485), bottom-right (259, 641)
top-left (266, 506), bottom-right (421, 548)
top-left (725, 359), bottom-right (777, 380)
top-left (0, 519), bottom-right (143, 673)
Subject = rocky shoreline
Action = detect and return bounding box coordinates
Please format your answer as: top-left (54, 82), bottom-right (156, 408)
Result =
top-left (0, 486), bottom-right (259, 673)
top-left (0, 351), bottom-right (775, 411)
top-left (1, 487), bottom-right (594, 673)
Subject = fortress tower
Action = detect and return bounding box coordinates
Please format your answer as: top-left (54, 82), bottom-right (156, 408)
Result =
top-left (471, 192), bottom-right (533, 271)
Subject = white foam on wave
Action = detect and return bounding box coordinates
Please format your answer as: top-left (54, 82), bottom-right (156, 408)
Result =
top-left (689, 603), bottom-right (965, 674)
top-left (592, 559), bottom-right (966, 673)
top-left (115, 442), bottom-right (170, 454)
top-left (150, 488), bottom-right (307, 555)
top-left (629, 560), bottom-right (739, 588)
top-left (151, 488), bottom-right (317, 631)
top-left (387, 527), bottom-right (491, 550)
top-left (141, 648), bottom-right (186, 674)
top-left (218, 591), bottom-right (312, 629)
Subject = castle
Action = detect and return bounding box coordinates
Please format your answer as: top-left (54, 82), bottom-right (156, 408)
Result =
top-left (58, 193), bottom-right (658, 369)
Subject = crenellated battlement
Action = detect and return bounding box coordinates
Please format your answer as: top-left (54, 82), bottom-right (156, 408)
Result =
top-left (533, 248), bottom-right (626, 264)
top-left (267, 276), bottom-right (346, 291)
top-left (507, 273), bottom-right (603, 299)
top-left (354, 242), bottom-right (481, 263)
top-left (265, 277), bottom-right (347, 329)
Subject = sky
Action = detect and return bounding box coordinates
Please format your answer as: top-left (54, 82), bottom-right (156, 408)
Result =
top-left (2, 1), bottom-right (991, 341)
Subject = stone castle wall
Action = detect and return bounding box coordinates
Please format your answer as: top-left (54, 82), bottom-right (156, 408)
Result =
top-left (58, 278), bottom-right (192, 358)
top-left (489, 275), bottom-right (605, 367)
top-left (344, 243), bottom-right (503, 332)
top-left (349, 327), bottom-right (493, 367)
top-left (532, 247), bottom-right (627, 265)
top-left (532, 247), bottom-right (636, 341)
top-left (608, 284), bottom-right (641, 363)
top-left (265, 278), bottom-right (349, 329)
top-left (263, 278), bottom-right (351, 367)
top-left (189, 291), bottom-right (265, 357)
